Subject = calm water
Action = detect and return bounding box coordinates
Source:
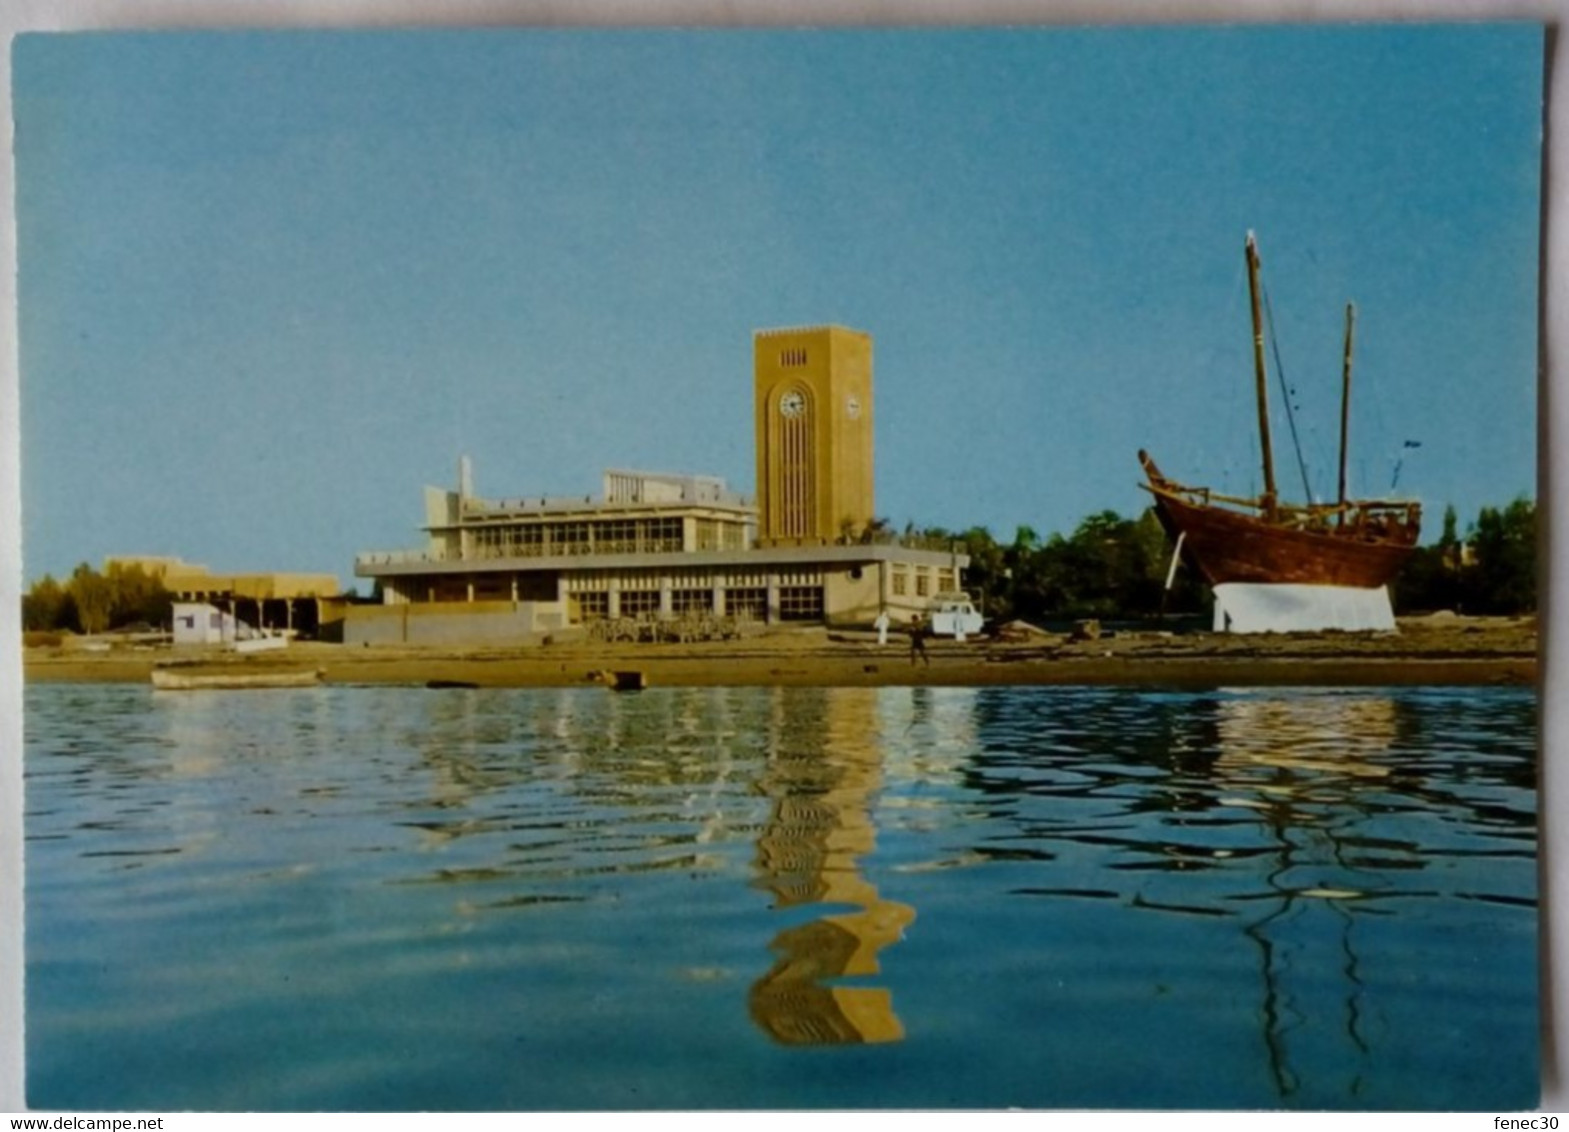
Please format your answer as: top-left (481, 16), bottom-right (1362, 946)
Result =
top-left (24, 683), bottom-right (1537, 1110)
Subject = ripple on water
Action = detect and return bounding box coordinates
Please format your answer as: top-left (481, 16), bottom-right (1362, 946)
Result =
top-left (23, 683), bottom-right (1538, 1111)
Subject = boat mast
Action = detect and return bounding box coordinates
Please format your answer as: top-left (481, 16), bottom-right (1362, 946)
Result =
top-left (1246, 232), bottom-right (1278, 513)
top-left (1337, 302), bottom-right (1355, 523)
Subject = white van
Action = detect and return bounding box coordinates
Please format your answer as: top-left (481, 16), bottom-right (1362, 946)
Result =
top-left (927, 592), bottom-right (984, 638)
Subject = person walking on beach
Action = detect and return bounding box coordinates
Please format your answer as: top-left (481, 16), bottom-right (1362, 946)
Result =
top-left (909, 615), bottom-right (930, 667)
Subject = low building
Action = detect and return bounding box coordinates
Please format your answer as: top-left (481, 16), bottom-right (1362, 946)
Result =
top-left (106, 556), bottom-right (342, 638)
top-left (350, 326), bottom-right (970, 646)
top-left (170, 601), bottom-right (256, 646)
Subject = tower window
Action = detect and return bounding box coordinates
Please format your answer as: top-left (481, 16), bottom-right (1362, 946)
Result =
top-left (780, 348), bottom-right (808, 367)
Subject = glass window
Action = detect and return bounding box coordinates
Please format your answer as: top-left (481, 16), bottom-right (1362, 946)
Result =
top-left (672, 589), bottom-right (710, 615)
top-left (620, 590), bottom-right (660, 617)
top-left (725, 588), bottom-right (767, 621)
top-left (592, 519), bottom-right (639, 555)
top-left (778, 586), bottom-right (823, 621)
top-left (572, 591), bottom-right (609, 623)
top-left (638, 517), bottom-right (683, 553)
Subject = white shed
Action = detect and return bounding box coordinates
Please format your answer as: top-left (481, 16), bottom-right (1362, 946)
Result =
top-left (171, 602), bottom-right (256, 646)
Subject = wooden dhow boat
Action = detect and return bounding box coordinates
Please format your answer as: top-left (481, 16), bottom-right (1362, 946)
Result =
top-left (1139, 233), bottom-right (1422, 598)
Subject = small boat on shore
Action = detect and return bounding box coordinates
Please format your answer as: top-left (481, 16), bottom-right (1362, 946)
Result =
top-left (587, 669), bottom-right (647, 692)
top-left (151, 666), bottom-right (325, 690)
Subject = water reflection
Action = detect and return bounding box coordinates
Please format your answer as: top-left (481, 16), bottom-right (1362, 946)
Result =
top-left (750, 688), bottom-right (914, 1045)
top-left (1211, 693), bottom-right (1400, 1100)
top-left (955, 685), bottom-right (1535, 1107)
top-left (27, 683), bottom-right (1535, 1109)
top-left (390, 686), bottom-right (918, 1043)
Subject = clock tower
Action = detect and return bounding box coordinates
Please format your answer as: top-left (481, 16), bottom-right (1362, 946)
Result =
top-left (754, 325), bottom-right (874, 547)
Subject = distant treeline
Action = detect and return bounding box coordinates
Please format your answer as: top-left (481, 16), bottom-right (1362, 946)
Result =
top-left (22, 498), bottom-right (1534, 635)
top-left (22, 562), bottom-right (173, 635)
top-left (1390, 499), bottom-right (1536, 617)
top-left (901, 510), bottom-right (1205, 624)
top-left (904, 496), bottom-right (1536, 623)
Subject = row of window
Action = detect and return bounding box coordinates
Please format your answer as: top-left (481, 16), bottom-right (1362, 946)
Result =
top-left (563, 567), bottom-right (812, 592)
top-left (416, 570), bottom-right (943, 606)
top-left (695, 519), bottom-right (748, 551)
top-left (890, 567), bottom-right (956, 598)
top-left (566, 586), bottom-right (801, 623)
top-left (469, 518), bottom-right (693, 558)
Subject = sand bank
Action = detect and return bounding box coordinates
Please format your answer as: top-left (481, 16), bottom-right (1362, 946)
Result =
top-left (22, 616), bottom-right (1537, 689)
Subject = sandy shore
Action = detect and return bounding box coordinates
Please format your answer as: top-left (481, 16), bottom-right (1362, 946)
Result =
top-left (22, 616), bottom-right (1538, 688)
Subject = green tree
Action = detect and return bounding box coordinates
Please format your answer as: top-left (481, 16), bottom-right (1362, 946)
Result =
top-left (1391, 543), bottom-right (1448, 614)
top-left (1392, 499), bottom-right (1534, 616)
top-left (67, 563), bottom-right (114, 635)
top-left (956, 526), bottom-right (1011, 620)
top-left (1467, 497), bottom-right (1536, 614)
top-left (1439, 503), bottom-right (1460, 552)
top-left (104, 561), bottom-right (173, 628)
top-left (22, 574), bottom-right (73, 631)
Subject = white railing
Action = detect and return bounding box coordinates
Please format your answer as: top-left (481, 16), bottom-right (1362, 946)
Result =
top-left (355, 549), bottom-right (455, 568)
top-left (461, 495), bottom-right (755, 516)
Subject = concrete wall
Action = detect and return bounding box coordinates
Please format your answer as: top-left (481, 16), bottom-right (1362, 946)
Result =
top-left (344, 600), bottom-right (568, 646)
top-left (823, 565), bottom-right (883, 627)
top-left (823, 564), bottom-right (947, 628)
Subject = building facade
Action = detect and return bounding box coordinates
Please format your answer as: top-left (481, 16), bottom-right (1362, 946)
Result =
top-left (754, 325), bottom-right (875, 546)
top-left (107, 556), bottom-right (342, 638)
top-left (349, 326), bottom-right (968, 646)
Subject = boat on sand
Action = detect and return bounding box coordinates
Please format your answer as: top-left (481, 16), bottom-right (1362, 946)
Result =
top-left (1139, 232), bottom-right (1422, 632)
top-left (151, 666), bottom-right (325, 690)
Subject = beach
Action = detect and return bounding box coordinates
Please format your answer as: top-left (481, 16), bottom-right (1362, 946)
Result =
top-left (22, 614), bottom-right (1537, 689)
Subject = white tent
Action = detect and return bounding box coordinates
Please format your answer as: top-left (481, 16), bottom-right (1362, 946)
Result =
top-left (1211, 583), bottom-right (1396, 634)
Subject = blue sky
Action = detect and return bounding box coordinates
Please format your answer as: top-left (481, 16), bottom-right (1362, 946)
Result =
top-left (12, 25), bottom-right (1542, 585)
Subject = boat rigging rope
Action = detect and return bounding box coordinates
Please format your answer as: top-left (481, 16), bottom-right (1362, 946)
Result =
top-left (1260, 278), bottom-right (1315, 504)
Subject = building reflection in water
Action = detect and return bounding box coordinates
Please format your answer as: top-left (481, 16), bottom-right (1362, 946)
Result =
top-left (394, 685), bottom-right (923, 1044)
top-left (749, 687), bottom-right (915, 1045)
top-left (1211, 692), bottom-right (1400, 1101)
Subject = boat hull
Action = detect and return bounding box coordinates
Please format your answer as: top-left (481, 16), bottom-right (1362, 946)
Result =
top-left (1149, 486), bottom-right (1417, 589)
top-left (151, 667), bottom-right (323, 690)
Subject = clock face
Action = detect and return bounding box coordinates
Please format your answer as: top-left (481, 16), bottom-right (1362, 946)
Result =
top-left (846, 396), bottom-right (861, 420)
top-left (779, 390), bottom-right (806, 418)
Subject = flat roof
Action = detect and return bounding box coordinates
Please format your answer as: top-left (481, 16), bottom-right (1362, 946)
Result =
top-left (443, 498), bottom-right (756, 527)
